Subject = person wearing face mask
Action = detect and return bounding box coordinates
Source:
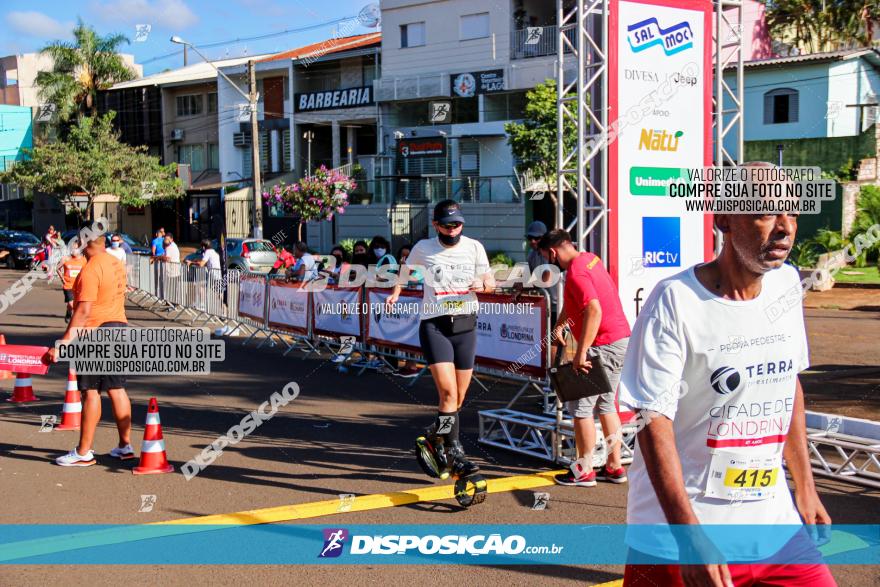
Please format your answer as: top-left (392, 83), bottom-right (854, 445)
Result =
top-left (323, 245), bottom-right (349, 284)
top-left (57, 238), bottom-right (87, 322)
top-left (350, 240), bottom-right (370, 267)
top-left (539, 229), bottom-right (630, 488)
top-left (107, 235), bottom-right (127, 263)
top-left (369, 236), bottom-right (396, 269)
top-left (386, 200), bottom-right (494, 480)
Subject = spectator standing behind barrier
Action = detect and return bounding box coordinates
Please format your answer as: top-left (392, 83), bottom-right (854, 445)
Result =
top-left (153, 233), bottom-right (180, 303)
top-left (150, 230), bottom-right (165, 257)
top-left (523, 221), bottom-right (559, 325)
top-left (387, 200), bottom-right (495, 478)
top-left (57, 239), bottom-right (86, 322)
top-left (186, 239), bottom-right (222, 310)
top-left (290, 241), bottom-right (318, 281)
top-left (45, 234), bottom-right (135, 467)
top-left (107, 235), bottom-right (126, 263)
top-left (617, 163), bottom-right (834, 587)
top-left (539, 229), bottom-right (631, 488)
top-left (369, 236), bottom-right (396, 269)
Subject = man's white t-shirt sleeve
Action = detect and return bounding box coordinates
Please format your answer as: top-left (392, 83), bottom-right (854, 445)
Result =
top-left (404, 242), bottom-right (427, 278)
top-left (166, 244), bottom-right (180, 263)
top-left (618, 314), bottom-right (686, 422)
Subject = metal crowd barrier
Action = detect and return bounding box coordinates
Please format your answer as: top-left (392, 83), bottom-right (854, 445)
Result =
top-left (126, 257), bottom-right (639, 466)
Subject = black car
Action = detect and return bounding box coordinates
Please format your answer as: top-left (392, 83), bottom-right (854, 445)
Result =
top-left (0, 230), bottom-right (41, 269)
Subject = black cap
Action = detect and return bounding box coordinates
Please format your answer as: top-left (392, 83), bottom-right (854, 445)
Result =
top-left (433, 199), bottom-right (465, 224)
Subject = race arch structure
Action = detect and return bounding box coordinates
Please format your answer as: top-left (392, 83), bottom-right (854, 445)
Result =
top-left (478, 0), bottom-right (745, 466)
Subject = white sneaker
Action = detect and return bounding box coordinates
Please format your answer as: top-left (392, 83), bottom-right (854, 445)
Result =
top-left (56, 449), bottom-right (96, 467)
top-left (109, 444), bottom-right (136, 460)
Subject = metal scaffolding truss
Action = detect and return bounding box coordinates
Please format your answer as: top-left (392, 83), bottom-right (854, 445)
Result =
top-left (714, 0), bottom-right (745, 167)
top-left (807, 429), bottom-right (880, 490)
top-left (556, 0), bottom-right (609, 257)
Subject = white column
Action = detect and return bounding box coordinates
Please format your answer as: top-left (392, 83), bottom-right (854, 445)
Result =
top-left (331, 120), bottom-right (341, 168)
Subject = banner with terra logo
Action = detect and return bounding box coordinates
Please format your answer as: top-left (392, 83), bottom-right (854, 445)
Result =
top-left (268, 281), bottom-right (309, 334)
top-left (610, 0), bottom-right (714, 326)
top-left (473, 292), bottom-right (547, 377)
top-left (237, 276), bottom-right (266, 323)
top-left (366, 289), bottom-right (421, 351)
top-left (312, 287), bottom-right (361, 337)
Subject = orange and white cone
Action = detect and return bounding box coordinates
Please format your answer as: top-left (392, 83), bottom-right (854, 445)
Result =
top-left (0, 335), bottom-right (14, 380)
top-left (8, 373), bottom-right (38, 403)
top-left (55, 370), bottom-right (82, 431)
top-left (133, 397), bottom-right (174, 475)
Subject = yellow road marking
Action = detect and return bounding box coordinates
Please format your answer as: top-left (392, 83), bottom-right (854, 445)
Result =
top-left (593, 581), bottom-right (623, 587)
top-left (0, 470), bottom-right (566, 562)
top-left (161, 470), bottom-right (565, 525)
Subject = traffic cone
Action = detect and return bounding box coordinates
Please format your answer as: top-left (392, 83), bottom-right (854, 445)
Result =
top-left (7, 373), bottom-right (38, 403)
top-left (133, 397), bottom-right (174, 475)
top-left (0, 335), bottom-right (14, 380)
top-left (55, 370), bottom-right (82, 431)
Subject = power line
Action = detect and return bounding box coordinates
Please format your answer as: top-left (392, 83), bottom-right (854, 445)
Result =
top-left (139, 15), bottom-right (361, 66)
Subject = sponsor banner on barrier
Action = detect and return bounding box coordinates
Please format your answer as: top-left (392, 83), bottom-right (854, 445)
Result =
top-left (0, 345), bottom-right (50, 375)
top-left (474, 293), bottom-right (546, 377)
top-left (238, 277), bottom-right (266, 323)
top-left (366, 290), bottom-right (422, 351)
top-left (312, 288), bottom-right (361, 337)
top-left (268, 282), bottom-right (309, 334)
top-left (1, 524), bottom-right (875, 565)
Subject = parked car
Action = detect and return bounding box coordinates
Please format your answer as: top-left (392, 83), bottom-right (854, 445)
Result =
top-left (226, 238), bottom-right (278, 273)
top-left (0, 230), bottom-right (41, 269)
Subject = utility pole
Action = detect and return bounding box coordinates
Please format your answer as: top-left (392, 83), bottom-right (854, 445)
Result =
top-left (248, 59), bottom-right (263, 239)
top-left (303, 130), bottom-right (315, 178)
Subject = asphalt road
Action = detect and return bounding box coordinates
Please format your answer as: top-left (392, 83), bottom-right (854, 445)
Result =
top-left (0, 268), bottom-right (878, 586)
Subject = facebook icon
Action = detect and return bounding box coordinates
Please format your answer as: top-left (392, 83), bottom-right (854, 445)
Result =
top-left (642, 217), bottom-right (681, 268)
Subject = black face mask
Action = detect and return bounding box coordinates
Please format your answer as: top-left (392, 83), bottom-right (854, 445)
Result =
top-left (333, 254), bottom-right (343, 265)
top-left (437, 232), bottom-right (461, 246)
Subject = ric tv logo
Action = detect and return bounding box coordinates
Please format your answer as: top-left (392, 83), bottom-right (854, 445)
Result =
top-left (641, 217), bottom-right (680, 268)
top-left (628, 17), bottom-right (694, 55)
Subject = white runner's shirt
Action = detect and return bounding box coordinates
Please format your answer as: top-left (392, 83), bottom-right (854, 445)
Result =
top-left (405, 235), bottom-right (490, 320)
top-left (618, 263), bottom-right (809, 560)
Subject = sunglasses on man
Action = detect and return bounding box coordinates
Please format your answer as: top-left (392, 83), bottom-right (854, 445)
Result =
top-left (439, 222), bottom-right (462, 230)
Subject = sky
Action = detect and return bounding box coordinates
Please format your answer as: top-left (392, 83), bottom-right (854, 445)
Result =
top-left (0, 0), bottom-right (380, 75)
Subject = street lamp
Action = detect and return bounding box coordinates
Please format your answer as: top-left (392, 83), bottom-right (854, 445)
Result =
top-left (171, 35), bottom-right (264, 239)
top-left (303, 130), bottom-right (315, 178)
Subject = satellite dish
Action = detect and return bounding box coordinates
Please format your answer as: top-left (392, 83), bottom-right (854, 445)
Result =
top-left (357, 3), bottom-right (381, 28)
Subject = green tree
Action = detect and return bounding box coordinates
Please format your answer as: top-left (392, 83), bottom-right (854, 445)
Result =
top-left (0, 114), bottom-right (183, 222)
top-left (766, 1), bottom-right (880, 53)
top-left (505, 79), bottom-right (577, 215)
top-left (36, 18), bottom-right (136, 125)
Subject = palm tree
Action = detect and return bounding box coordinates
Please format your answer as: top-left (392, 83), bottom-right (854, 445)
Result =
top-left (35, 19), bottom-right (137, 124)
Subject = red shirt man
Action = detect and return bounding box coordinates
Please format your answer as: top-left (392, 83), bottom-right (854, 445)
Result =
top-left (540, 230), bottom-right (631, 488)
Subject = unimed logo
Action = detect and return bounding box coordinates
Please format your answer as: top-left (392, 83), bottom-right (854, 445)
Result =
top-left (642, 217), bottom-right (681, 268)
top-left (319, 528), bottom-right (348, 558)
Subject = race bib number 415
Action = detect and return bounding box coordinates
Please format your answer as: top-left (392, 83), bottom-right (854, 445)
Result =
top-left (705, 450), bottom-right (781, 501)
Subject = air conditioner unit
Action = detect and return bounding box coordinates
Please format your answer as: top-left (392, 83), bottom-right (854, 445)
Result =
top-left (233, 132), bottom-right (249, 148)
top-left (170, 128), bottom-right (185, 141)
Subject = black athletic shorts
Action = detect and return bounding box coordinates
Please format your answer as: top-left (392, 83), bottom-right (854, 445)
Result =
top-left (418, 315), bottom-right (477, 370)
top-left (76, 321), bottom-right (128, 392)
top-left (63, 289), bottom-right (74, 303)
